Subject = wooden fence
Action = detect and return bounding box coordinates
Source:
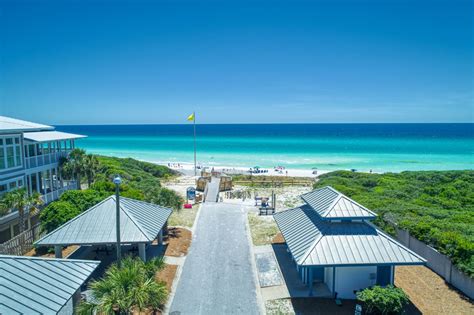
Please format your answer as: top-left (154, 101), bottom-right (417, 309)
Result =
top-left (0, 224), bottom-right (43, 256)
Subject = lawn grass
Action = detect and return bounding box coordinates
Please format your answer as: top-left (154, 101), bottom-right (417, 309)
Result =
top-left (168, 204), bottom-right (200, 228)
top-left (247, 212), bottom-right (280, 246)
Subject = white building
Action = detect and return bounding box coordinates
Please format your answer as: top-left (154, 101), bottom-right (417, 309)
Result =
top-left (0, 116), bottom-right (85, 242)
top-left (274, 186), bottom-right (426, 299)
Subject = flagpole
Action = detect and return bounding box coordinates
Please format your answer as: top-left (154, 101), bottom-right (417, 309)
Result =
top-left (193, 112), bottom-right (197, 176)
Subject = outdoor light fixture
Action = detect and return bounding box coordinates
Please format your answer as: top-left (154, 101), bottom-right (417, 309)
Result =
top-left (114, 175), bottom-right (122, 266)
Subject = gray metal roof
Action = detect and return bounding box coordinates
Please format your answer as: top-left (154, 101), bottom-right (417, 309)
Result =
top-left (23, 131), bottom-right (86, 143)
top-left (274, 205), bottom-right (425, 267)
top-left (0, 116), bottom-right (53, 133)
top-left (0, 255), bottom-right (98, 314)
top-left (301, 186), bottom-right (377, 219)
top-left (35, 196), bottom-right (172, 246)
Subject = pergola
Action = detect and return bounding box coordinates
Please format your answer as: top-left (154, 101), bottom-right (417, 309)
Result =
top-left (35, 196), bottom-right (172, 262)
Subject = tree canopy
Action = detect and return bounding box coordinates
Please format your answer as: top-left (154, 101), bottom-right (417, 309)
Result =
top-left (40, 155), bottom-right (183, 233)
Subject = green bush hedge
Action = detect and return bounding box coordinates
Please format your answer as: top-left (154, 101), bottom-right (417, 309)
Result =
top-left (356, 285), bottom-right (409, 315)
top-left (40, 156), bottom-right (183, 233)
top-left (40, 201), bottom-right (82, 233)
top-left (315, 170), bottom-right (474, 277)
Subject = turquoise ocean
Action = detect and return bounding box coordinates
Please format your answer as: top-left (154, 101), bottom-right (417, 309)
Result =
top-left (56, 124), bottom-right (473, 173)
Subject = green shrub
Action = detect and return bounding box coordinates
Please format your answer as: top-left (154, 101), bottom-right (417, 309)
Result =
top-left (59, 189), bottom-right (106, 212)
top-left (145, 187), bottom-right (184, 211)
top-left (315, 170), bottom-right (474, 277)
top-left (43, 155), bottom-right (183, 233)
top-left (40, 201), bottom-right (81, 233)
top-left (91, 180), bottom-right (145, 200)
top-left (356, 285), bottom-right (409, 315)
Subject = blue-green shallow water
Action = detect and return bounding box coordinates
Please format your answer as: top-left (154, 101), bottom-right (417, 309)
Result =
top-left (56, 124), bottom-right (473, 172)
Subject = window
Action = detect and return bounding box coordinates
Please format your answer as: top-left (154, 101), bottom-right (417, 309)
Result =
top-left (0, 146), bottom-right (4, 169)
top-left (15, 146), bottom-right (21, 165)
top-left (0, 135), bottom-right (22, 169)
top-left (6, 147), bottom-right (14, 167)
top-left (0, 177), bottom-right (25, 196)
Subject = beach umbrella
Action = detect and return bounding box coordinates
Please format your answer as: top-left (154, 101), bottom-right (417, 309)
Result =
top-left (254, 166), bottom-right (260, 169)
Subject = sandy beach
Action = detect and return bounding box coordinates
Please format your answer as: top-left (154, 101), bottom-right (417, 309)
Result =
top-left (160, 162), bottom-right (331, 178)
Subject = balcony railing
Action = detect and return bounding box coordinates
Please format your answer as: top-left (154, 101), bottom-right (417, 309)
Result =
top-left (25, 151), bottom-right (69, 169)
top-left (42, 181), bottom-right (78, 204)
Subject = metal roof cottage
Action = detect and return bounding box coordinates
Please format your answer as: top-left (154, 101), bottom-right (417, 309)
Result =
top-left (0, 255), bottom-right (99, 314)
top-left (274, 186), bottom-right (425, 299)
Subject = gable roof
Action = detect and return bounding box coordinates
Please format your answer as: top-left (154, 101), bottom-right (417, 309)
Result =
top-left (0, 255), bottom-right (98, 314)
top-left (0, 116), bottom-right (53, 133)
top-left (301, 186), bottom-right (377, 219)
top-left (35, 196), bottom-right (172, 246)
top-left (274, 205), bottom-right (425, 267)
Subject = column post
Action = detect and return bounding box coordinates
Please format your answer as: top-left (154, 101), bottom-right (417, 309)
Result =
top-left (138, 243), bottom-right (146, 261)
top-left (309, 267), bottom-right (314, 296)
top-left (49, 169), bottom-right (53, 193)
top-left (28, 174), bottom-right (33, 195)
top-left (54, 245), bottom-right (63, 258)
top-left (36, 172), bottom-right (40, 193)
top-left (34, 144), bottom-right (38, 166)
top-left (158, 229), bottom-right (164, 245)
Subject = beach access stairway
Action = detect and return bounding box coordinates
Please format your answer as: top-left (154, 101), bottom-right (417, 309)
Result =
top-left (205, 177), bottom-right (220, 203)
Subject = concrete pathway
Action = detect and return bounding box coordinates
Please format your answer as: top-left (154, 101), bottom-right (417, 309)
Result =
top-left (169, 202), bottom-right (261, 314)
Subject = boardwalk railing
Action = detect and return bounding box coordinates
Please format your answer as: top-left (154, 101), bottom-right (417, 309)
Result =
top-left (42, 181), bottom-right (77, 204)
top-left (0, 224), bottom-right (44, 256)
top-left (25, 151), bottom-right (69, 169)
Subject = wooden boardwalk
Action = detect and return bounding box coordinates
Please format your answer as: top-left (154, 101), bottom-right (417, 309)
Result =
top-left (205, 177), bottom-right (220, 202)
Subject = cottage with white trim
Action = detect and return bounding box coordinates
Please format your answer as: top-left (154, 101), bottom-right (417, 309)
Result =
top-left (274, 186), bottom-right (426, 299)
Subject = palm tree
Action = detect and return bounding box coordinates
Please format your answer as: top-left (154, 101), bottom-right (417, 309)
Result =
top-left (83, 154), bottom-right (100, 188)
top-left (61, 148), bottom-right (86, 190)
top-left (0, 188), bottom-right (43, 234)
top-left (76, 256), bottom-right (168, 315)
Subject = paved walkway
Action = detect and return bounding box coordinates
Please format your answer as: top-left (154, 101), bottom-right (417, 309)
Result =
top-left (169, 202), bottom-right (260, 314)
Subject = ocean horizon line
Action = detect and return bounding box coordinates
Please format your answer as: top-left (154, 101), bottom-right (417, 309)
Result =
top-left (54, 122), bottom-right (474, 127)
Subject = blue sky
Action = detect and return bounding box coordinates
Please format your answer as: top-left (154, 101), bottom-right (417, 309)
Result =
top-left (0, 0), bottom-right (472, 124)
